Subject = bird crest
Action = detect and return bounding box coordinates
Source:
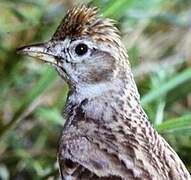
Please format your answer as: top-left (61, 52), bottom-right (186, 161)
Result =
top-left (52, 6), bottom-right (120, 45)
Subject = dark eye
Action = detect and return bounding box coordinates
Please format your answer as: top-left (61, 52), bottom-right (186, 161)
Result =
top-left (75, 43), bottom-right (88, 56)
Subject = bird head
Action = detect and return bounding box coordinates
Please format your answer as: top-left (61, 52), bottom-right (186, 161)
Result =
top-left (18, 6), bottom-right (130, 96)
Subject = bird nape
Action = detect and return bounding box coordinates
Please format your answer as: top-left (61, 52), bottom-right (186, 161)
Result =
top-left (17, 5), bottom-right (190, 180)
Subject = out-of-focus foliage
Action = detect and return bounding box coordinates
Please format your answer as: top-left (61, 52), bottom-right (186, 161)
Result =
top-left (0, 0), bottom-right (191, 179)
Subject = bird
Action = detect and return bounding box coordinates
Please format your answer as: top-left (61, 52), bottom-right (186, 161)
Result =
top-left (17, 5), bottom-right (191, 180)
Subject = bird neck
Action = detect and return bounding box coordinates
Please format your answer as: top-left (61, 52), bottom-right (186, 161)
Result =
top-left (65, 71), bottom-right (149, 127)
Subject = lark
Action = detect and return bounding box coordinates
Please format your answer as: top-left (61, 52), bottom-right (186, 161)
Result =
top-left (18, 6), bottom-right (190, 180)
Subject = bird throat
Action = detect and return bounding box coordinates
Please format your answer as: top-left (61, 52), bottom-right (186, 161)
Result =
top-left (63, 73), bottom-right (148, 132)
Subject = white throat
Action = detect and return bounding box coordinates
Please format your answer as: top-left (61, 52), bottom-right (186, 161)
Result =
top-left (70, 79), bottom-right (123, 104)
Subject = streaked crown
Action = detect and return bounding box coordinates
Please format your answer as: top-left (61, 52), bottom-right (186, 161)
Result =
top-left (52, 6), bottom-right (121, 46)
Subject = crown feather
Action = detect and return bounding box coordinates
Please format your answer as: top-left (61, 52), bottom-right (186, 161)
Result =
top-left (52, 6), bottom-right (121, 46)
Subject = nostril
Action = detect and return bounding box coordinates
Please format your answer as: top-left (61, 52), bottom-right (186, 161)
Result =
top-left (55, 56), bottom-right (61, 62)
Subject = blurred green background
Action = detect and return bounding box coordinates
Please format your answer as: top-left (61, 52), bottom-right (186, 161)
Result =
top-left (0, 0), bottom-right (191, 179)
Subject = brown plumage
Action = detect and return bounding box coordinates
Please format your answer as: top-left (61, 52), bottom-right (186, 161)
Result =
top-left (52, 6), bottom-right (121, 48)
top-left (18, 6), bottom-right (191, 180)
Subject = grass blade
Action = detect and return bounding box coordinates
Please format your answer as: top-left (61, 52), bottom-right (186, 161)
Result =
top-left (156, 114), bottom-right (191, 133)
top-left (102, 0), bottom-right (133, 18)
top-left (141, 68), bottom-right (191, 105)
top-left (0, 67), bottom-right (57, 138)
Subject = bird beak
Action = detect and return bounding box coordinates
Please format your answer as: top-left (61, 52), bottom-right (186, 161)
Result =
top-left (17, 42), bottom-right (58, 65)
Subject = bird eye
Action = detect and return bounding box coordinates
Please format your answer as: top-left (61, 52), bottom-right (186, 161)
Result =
top-left (75, 43), bottom-right (88, 56)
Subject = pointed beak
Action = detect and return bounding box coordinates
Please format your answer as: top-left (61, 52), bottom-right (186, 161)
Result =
top-left (17, 42), bottom-right (58, 65)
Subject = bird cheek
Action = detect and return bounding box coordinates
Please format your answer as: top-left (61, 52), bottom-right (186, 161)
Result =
top-left (89, 69), bottom-right (113, 83)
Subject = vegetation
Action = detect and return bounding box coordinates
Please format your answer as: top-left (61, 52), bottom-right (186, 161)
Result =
top-left (0, 0), bottom-right (191, 179)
